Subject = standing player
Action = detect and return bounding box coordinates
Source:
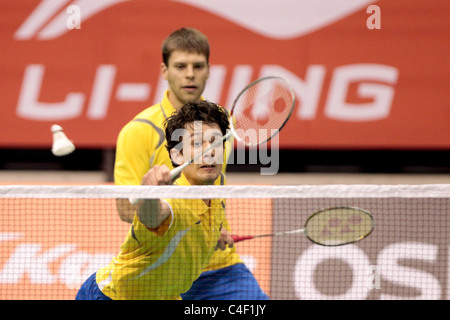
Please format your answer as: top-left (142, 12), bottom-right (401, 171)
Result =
top-left (77, 101), bottom-right (231, 299)
top-left (114, 27), bottom-right (268, 300)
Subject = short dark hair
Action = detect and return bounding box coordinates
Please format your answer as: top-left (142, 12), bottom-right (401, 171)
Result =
top-left (165, 101), bottom-right (229, 166)
top-left (161, 27), bottom-right (210, 66)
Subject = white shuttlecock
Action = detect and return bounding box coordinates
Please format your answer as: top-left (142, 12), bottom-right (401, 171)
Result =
top-left (51, 124), bottom-right (75, 156)
top-left (129, 198), bottom-right (141, 205)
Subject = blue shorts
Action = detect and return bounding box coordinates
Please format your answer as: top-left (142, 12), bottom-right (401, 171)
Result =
top-left (181, 263), bottom-right (269, 300)
top-left (75, 263), bottom-right (269, 300)
top-left (75, 272), bottom-right (112, 300)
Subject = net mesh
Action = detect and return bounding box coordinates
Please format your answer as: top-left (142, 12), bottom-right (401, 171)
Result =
top-left (0, 184), bottom-right (449, 300)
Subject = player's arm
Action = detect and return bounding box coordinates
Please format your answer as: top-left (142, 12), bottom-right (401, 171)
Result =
top-left (114, 121), bottom-right (153, 223)
top-left (136, 165), bottom-right (172, 229)
top-left (115, 199), bottom-right (135, 223)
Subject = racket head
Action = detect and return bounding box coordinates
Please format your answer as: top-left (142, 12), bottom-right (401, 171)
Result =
top-left (229, 76), bottom-right (295, 146)
top-left (303, 206), bottom-right (374, 246)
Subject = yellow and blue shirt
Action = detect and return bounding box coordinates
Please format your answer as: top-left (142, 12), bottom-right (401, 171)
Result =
top-left (114, 90), bottom-right (242, 272)
top-left (96, 174), bottom-right (226, 300)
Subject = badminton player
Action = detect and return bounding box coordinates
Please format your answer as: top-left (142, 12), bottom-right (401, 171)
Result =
top-left (77, 101), bottom-right (236, 299)
top-left (114, 27), bottom-right (268, 300)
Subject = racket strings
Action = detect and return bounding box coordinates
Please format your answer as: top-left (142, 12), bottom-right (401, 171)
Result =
top-left (231, 77), bottom-right (295, 145)
top-left (305, 207), bottom-right (374, 246)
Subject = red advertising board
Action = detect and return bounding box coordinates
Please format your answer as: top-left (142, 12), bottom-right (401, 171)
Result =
top-left (1, 0), bottom-right (449, 149)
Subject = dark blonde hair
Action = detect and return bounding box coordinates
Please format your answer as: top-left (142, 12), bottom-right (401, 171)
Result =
top-left (161, 28), bottom-right (210, 66)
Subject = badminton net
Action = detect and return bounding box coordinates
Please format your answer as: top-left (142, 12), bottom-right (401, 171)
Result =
top-left (0, 184), bottom-right (449, 300)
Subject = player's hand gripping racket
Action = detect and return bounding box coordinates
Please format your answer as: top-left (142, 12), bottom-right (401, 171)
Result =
top-left (232, 207), bottom-right (374, 246)
top-left (129, 76), bottom-right (296, 204)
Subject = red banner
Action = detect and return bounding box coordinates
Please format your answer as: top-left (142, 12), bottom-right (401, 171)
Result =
top-left (1, 0), bottom-right (449, 149)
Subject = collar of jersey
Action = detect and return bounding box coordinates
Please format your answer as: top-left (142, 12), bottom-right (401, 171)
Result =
top-left (173, 173), bottom-right (220, 215)
top-left (160, 90), bottom-right (205, 119)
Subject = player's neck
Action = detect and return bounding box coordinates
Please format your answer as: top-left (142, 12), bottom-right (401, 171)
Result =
top-left (166, 91), bottom-right (183, 110)
top-left (166, 91), bottom-right (202, 110)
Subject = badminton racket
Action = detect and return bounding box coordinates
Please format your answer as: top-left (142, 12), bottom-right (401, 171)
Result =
top-left (232, 206), bottom-right (374, 246)
top-left (129, 76), bottom-right (296, 204)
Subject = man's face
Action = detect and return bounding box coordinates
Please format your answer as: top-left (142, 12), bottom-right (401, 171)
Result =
top-left (176, 121), bottom-right (223, 186)
top-left (161, 50), bottom-right (210, 109)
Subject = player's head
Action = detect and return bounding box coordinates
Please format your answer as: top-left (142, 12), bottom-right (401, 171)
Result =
top-left (161, 27), bottom-right (210, 65)
top-left (165, 100), bottom-right (229, 185)
top-left (160, 28), bottom-right (210, 109)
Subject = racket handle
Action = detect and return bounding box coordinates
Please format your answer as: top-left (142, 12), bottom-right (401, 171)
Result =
top-left (231, 235), bottom-right (255, 243)
top-left (170, 163), bottom-right (187, 180)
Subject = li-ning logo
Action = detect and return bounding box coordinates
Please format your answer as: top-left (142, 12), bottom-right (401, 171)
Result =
top-left (15, 0), bottom-right (378, 41)
top-left (171, 0), bottom-right (379, 39)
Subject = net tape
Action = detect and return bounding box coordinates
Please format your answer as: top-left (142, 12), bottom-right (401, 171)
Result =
top-left (1, 184), bottom-right (449, 199)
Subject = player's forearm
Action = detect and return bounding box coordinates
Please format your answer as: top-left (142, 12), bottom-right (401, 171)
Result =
top-left (137, 199), bottom-right (170, 229)
top-left (115, 198), bottom-right (136, 223)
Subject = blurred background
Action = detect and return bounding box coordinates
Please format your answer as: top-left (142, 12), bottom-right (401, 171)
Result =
top-left (1, 0), bottom-right (449, 184)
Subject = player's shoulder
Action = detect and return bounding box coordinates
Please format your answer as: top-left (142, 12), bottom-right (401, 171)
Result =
top-left (120, 104), bottom-right (165, 132)
top-left (134, 103), bottom-right (165, 120)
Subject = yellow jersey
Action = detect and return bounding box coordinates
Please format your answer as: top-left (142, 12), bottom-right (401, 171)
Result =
top-left (114, 90), bottom-right (242, 272)
top-left (96, 174), bottom-right (225, 300)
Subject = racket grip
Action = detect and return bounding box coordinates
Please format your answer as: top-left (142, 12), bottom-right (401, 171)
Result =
top-left (231, 235), bottom-right (254, 243)
top-left (170, 165), bottom-right (185, 181)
